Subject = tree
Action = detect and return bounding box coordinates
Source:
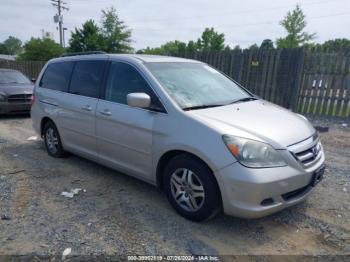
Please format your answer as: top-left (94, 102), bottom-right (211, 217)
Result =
top-left (233, 45), bottom-right (241, 51)
top-left (186, 40), bottom-right (200, 52)
top-left (0, 44), bottom-right (7, 54)
top-left (260, 39), bottom-right (274, 50)
top-left (248, 43), bottom-right (259, 50)
top-left (197, 28), bottom-right (225, 51)
top-left (100, 7), bottom-right (133, 53)
top-left (321, 39), bottom-right (350, 51)
top-left (137, 27), bottom-right (226, 54)
top-left (68, 20), bottom-right (104, 52)
top-left (138, 40), bottom-right (187, 55)
top-left (161, 41), bottom-right (187, 54)
top-left (276, 5), bottom-right (315, 48)
top-left (224, 45), bottom-right (231, 51)
top-left (18, 38), bottom-right (64, 61)
top-left (0, 36), bottom-right (22, 55)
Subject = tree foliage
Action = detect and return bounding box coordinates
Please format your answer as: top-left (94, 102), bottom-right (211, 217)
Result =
top-left (100, 7), bottom-right (133, 53)
top-left (260, 39), bottom-right (274, 50)
top-left (276, 5), bottom-right (315, 48)
top-left (68, 7), bottom-right (133, 53)
top-left (198, 28), bottom-right (225, 51)
top-left (68, 20), bottom-right (104, 52)
top-left (138, 40), bottom-right (188, 55)
top-left (138, 27), bottom-right (226, 54)
top-left (18, 38), bottom-right (64, 61)
top-left (248, 43), bottom-right (259, 50)
top-left (0, 36), bottom-right (22, 55)
top-left (305, 38), bottom-right (350, 52)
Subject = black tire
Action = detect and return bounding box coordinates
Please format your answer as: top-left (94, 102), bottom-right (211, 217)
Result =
top-left (43, 121), bottom-right (65, 158)
top-left (163, 154), bottom-right (221, 221)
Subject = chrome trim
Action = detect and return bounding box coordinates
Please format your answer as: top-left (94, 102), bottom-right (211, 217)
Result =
top-left (288, 134), bottom-right (323, 169)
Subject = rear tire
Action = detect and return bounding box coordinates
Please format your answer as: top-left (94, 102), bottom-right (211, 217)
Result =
top-left (163, 154), bottom-right (221, 221)
top-left (43, 121), bottom-right (65, 158)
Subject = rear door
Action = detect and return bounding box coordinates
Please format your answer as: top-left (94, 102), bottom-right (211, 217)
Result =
top-left (59, 59), bottom-right (106, 158)
top-left (96, 61), bottom-right (165, 180)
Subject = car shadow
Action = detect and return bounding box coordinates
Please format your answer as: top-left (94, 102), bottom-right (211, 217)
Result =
top-left (0, 113), bottom-right (31, 120)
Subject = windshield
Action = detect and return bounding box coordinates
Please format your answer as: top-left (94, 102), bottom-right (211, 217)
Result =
top-left (146, 62), bottom-right (251, 109)
top-left (0, 71), bottom-right (31, 84)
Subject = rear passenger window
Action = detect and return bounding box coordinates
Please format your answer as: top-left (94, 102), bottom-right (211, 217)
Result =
top-left (69, 60), bottom-right (105, 98)
top-left (39, 61), bottom-right (74, 92)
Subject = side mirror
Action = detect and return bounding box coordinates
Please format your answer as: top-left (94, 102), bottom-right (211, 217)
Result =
top-left (31, 78), bottom-right (36, 83)
top-left (127, 93), bottom-right (151, 109)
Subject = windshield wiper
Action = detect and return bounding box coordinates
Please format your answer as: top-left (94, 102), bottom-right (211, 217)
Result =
top-left (183, 97), bottom-right (258, 111)
top-left (228, 97), bottom-right (258, 105)
top-left (183, 104), bottom-right (224, 111)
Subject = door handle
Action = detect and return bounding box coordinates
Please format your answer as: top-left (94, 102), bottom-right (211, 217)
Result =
top-left (100, 109), bottom-right (111, 116)
top-left (82, 105), bottom-right (92, 111)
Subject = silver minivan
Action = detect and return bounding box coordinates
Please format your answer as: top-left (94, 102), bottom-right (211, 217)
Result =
top-left (31, 53), bottom-right (325, 221)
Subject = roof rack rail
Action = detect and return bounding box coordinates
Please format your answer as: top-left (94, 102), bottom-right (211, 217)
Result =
top-left (60, 51), bottom-right (107, 57)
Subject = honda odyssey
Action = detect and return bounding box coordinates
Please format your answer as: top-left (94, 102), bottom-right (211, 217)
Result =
top-left (31, 53), bottom-right (325, 221)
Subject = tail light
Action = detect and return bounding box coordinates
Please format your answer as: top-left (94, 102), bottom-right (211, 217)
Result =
top-left (30, 94), bottom-right (35, 106)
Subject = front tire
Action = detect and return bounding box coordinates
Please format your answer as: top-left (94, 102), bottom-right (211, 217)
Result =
top-left (43, 121), bottom-right (65, 158)
top-left (163, 154), bottom-right (221, 221)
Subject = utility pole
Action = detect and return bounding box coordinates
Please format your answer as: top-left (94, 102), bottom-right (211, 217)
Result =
top-left (63, 27), bottom-right (68, 48)
top-left (51, 0), bottom-right (68, 47)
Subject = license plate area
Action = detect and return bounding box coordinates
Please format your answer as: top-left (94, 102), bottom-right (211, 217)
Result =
top-left (311, 165), bottom-right (325, 187)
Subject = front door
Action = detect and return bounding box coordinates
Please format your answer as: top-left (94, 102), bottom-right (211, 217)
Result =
top-left (96, 61), bottom-right (165, 180)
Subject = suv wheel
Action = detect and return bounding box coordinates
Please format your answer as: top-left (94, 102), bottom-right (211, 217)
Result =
top-left (163, 154), bottom-right (221, 221)
top-left (43, 121), bottom-right (65, 158)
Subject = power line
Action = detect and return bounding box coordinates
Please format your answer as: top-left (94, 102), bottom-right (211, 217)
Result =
top-left (51, 0), bottom-right (69, 47)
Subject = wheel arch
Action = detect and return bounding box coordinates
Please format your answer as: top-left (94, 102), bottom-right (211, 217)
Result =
top-left (156, 149), bottom-right (219, 190)
top-left (40, 116), bottom-right (54, 137)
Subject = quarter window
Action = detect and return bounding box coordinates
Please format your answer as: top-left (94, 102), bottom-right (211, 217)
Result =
top-left (39, 61), bottom-right (74, 92)
top-left (69, 60), bottom-right (106, 98)
top-left (105, 62), bottom-right (164, 111)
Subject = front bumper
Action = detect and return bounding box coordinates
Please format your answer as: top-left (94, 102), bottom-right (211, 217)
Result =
top-left (215, 151), bottom-right (325, 218)
top-left (0, 102), bottom-right (31, 114)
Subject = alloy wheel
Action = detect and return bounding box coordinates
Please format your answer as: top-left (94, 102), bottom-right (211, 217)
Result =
top-left (46, 128), bottom-right (59, 154)
top-left (170, 168), bottom-right (205, 212)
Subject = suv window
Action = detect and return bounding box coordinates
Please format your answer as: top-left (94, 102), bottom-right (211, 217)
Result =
top-left (105, 62), bottom-right (164, 111)
top-left (39, 61), bottom-right (74, 92)
top-left (69, 60), bottom-right (106, 98)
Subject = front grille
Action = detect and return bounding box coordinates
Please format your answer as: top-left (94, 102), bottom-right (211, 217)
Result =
top-left (295, 143), bottom-right (322, 165)
top-left (282, 185), bottom-right (311, 201)
top-left (7, 94), bottom-right (32, 103)
top-left (287, 133), bottom-right (323, 169)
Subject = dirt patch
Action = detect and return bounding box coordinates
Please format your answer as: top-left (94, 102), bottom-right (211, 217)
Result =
top-left (0, 115), bottom-right (349, 257)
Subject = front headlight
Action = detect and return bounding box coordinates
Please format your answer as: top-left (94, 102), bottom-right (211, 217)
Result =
top-left (222, 135), bottom-right (287, 168)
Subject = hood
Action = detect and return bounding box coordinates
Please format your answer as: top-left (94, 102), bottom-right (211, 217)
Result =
top-left (188, 100), bottom-right (315, 148)
top-left (0, 83), bottom-right (34, 96)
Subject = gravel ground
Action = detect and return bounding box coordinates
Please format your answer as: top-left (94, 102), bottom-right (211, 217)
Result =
top-left (0, 115), bottom-right (349, 259)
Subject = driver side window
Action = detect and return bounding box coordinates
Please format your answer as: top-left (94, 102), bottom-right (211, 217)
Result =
top-left (105, 61), bottom-right (164, 112)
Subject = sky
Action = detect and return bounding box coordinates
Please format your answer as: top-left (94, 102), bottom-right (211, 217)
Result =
top-left (1, 0), bottom-right (350, 50)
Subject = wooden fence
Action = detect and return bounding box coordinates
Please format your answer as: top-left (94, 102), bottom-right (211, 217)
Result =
top-left (177, 49), bottom-right (350, 118)
top-left (0, 60), bottom-right (45, 79)
top-left (0, 49), bottom-right (349, 117)
top-left (297, 52), bottom-right (350, 117)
